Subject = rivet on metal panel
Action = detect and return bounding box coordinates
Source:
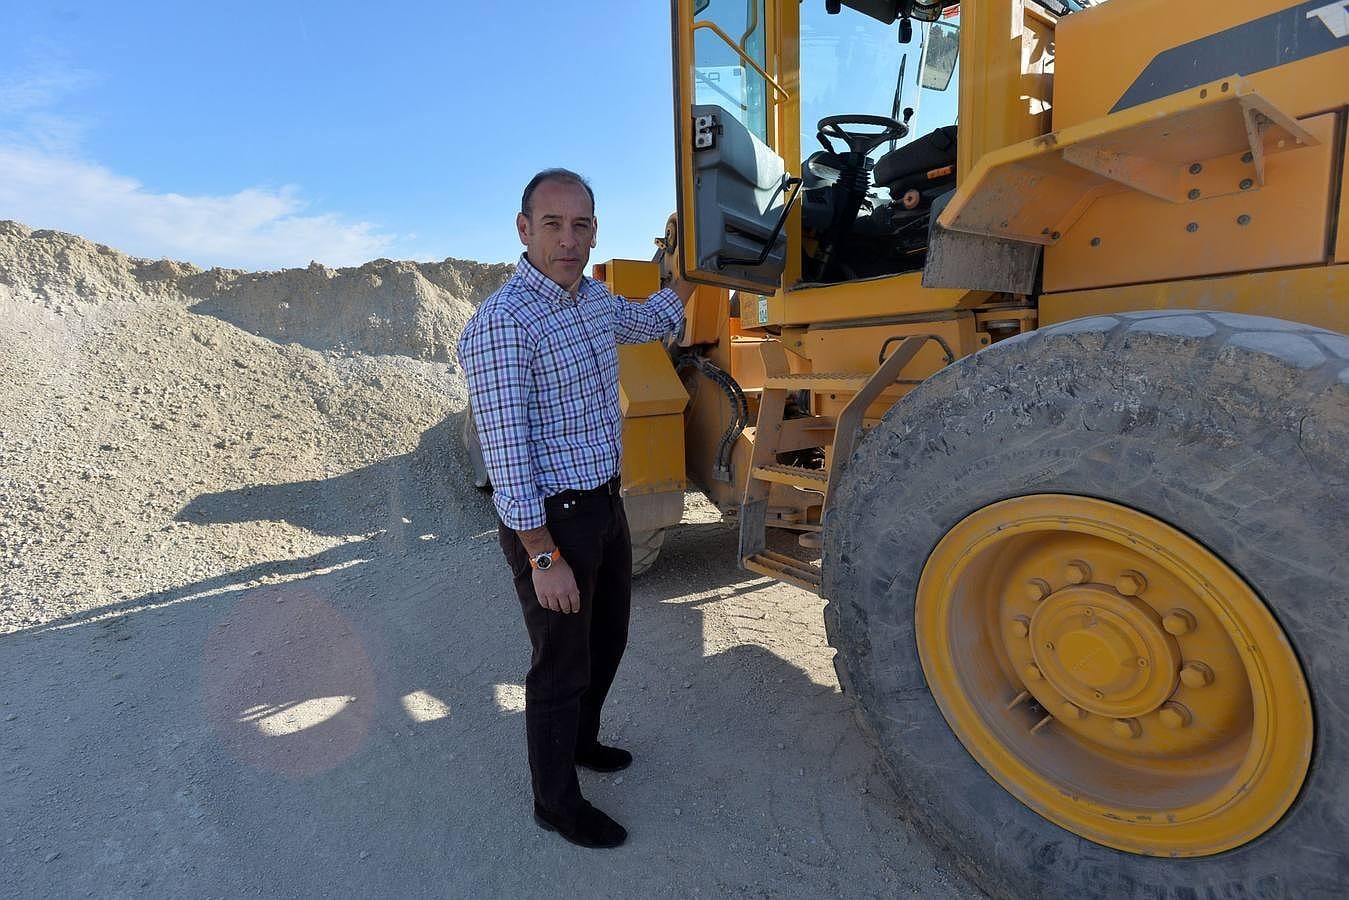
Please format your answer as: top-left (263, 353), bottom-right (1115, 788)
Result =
top-left (1050, 231), bottom-right (1061, 241)
top-left (1188, 163), bottom-right (1203, 175)
top-left (1186, 222), bottom-right (1199, 233)
top-left (1241, 151), bottom-right (1254, 164)
top-left (1240, 178), bottom-right (1254, 190)
top-left (1237, 214), bottom-right (1252, 226)
top-left (1187, 189), bottom-right (1201, 200)
top-left (1200, 88), bottom-right (1208, 99)
top-left (1090, 237), bottom-right (1101, 247)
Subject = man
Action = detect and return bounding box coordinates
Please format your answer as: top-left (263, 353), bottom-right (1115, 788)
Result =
top-left (457, 169), bottom-right (694, 849)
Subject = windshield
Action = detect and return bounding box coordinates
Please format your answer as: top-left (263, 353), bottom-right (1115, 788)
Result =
top-left (800, 4), bottom-right (961, 165)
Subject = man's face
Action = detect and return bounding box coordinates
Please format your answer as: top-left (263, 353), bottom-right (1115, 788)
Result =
top-left (517, 179), bottom-right (597, 291)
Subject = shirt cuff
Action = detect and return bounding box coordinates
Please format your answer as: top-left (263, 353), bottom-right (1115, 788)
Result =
top-left (651, 286), bottom-right (685, 333)
top-left (493, 491), bottom-right (546, 531)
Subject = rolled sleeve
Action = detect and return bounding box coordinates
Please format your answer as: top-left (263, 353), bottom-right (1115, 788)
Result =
top-left (612, 286), bottom-right (685, 345)
top-left (457, 312), bottom-right (546, 530)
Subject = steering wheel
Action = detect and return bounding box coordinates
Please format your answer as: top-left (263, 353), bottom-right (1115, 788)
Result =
top-left (816, 114), bottom-right (909, 157)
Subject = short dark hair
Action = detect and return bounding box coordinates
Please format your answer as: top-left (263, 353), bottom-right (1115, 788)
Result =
top-left (520, 168), bottom-right (595, 218)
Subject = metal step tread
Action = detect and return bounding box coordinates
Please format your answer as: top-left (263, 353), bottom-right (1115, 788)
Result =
top-left (752, 463), bottom-right (829, 488)
top-left (764, 372), bottom-right (871, 392)
top-left (743, 550), bottom-right (822, 593)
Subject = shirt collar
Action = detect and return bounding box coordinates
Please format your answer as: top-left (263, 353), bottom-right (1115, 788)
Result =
top-left (514, 253), bottom-right (590, 308)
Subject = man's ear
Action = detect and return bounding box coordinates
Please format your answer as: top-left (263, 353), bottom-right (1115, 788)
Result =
top-left (516, 212), bottom-right (530, 246)
top-left (590, 216), bottom-right (598, 249)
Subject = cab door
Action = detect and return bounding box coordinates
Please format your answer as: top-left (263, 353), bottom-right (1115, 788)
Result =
top-left (673, 0), bottom-right (796, 292)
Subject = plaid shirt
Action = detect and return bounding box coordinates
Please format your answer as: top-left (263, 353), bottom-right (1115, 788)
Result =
top-left (457, 255), bottom-right (685, 530)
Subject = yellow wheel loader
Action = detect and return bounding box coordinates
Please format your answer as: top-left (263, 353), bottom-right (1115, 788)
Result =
top-left (470, 1), bottom-right (1349, 894)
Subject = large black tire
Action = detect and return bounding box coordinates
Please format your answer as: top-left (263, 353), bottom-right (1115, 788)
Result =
top-left (823, 311), bottom-right (1349, 899)
top-left (629, 527), bottom-right (667, 577)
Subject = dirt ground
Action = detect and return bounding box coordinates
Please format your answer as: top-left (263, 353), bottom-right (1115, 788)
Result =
top-left (0, 223), bottom-right (981, 897)
top-left (1, 496), bottom-right (981, 897)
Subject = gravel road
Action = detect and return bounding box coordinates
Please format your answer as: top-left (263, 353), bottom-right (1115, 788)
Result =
top-left (2, 496), bottom-right (979, 898)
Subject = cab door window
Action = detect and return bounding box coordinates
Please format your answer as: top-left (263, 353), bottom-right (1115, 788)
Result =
top-left (692, 0), bottom-right (770, 144)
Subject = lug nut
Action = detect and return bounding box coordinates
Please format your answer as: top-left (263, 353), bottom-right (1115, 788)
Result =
top-left (1061, 702), bottom-right (1086, 720)
top-left (1026, 578), bottom-right (1051, 602)
top-left (1023, 665), bottom-right (1044, 682)
top-left (1116, 571), bottom-right (1147, 596)
top-left (1163, 609), bottom-right (1197, 636)
top-left (1112, 718), bottom-right (1142, 739)
top-left (1064, 560), bottom-right (1092, 585)
top-left (1180, 661), bottom-right (1214, 688)
top-left (1159, 702), bottom-right (1193, 730)
top-left (1009, 616), bottom-right (1030, 638)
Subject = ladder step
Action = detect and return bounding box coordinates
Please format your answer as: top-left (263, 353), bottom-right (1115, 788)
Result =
top-left (743, 551), bottom-right (822, 593)
top-left (763, 372), bottom-right (870, 393)
top-left (752, 463), bottom-right (829, 490)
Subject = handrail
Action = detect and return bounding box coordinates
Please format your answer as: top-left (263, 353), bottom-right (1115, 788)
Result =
top-left (692, 20), bottom-right (790, 102)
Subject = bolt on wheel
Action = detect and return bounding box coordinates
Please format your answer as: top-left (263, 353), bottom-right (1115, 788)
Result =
top-left (915, 494), bottom-right (1312, 857)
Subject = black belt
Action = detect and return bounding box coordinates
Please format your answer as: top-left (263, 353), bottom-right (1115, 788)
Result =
top-left (546, 475), bottom-right (621, 512)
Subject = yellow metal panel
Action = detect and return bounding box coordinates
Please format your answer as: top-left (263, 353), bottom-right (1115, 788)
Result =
top-left (802, 317), bottom-right (976, 424)
top-left (957, 0), bottom-right (1056, 184)
top-left (1044, 113), bottom-right (1336, 292)
top-left (1040, 264), bottom-right (1349, 335)
top-left (621, 413), bottom-right (686, 497)
top-left (618, 342), bottom-right (689, 417)
top-left (940, 79), bottom-right (1318, 247)
top-left (679, 285), bottom-right (728, 347)
top-left (1055, 0), bottom-right (1349, 129)
top-left (593, 258), bottom-right (660, 299)
top-left (1339, 129), bottom-right (1349, 265)
top-left (730, 336), bottom-right (769, 389)
top-left (799, 317), bottom-right (974, 375)
top-left (747, 271), bottom-right (980, 328)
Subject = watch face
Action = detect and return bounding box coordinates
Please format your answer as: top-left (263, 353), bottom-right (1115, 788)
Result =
top-left (534, 553), bottom-right (552, 570)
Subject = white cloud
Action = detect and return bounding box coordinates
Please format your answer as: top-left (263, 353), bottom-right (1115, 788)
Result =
top-left (0, 61), bottom-right (398, 270)
top-left (0, 144), bottom-right (398, 270)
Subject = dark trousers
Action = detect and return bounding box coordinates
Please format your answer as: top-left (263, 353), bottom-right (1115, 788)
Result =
top-left (497, 482), bottom-right (632, 824)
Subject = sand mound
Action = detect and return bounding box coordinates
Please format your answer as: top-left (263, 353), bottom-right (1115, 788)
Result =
top-left (0, 222), bottom-right (513, 631)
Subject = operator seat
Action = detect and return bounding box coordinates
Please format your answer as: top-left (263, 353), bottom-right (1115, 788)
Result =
top-left (873, 125), bottom-right (958, 193)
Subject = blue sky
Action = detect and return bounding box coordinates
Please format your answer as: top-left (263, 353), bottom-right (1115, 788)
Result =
top-left (1, 1), bottom-right (681, 270)
top-left (1, 1), bottom-right (959, 271)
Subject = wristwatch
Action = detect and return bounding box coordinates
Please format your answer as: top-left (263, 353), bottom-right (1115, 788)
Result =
top-left (530, 548), bottom-right (561, 571)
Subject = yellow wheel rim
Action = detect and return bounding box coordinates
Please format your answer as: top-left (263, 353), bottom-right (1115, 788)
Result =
top-left (915, 494), bottom-right (1313, 857)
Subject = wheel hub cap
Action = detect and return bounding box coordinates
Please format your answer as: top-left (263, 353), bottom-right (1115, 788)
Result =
top-left (1029, 585), bottom-right (1179, 718)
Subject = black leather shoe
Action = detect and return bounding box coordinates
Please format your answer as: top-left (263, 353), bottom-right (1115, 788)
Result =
top-left (575, 744), bottom-right (632, 773)
top-left (533, 801), bottom-right (627, 849)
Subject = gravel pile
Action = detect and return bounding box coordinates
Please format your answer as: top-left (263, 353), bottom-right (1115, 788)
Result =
top-left (0, 221), bottom-right (514, 632)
